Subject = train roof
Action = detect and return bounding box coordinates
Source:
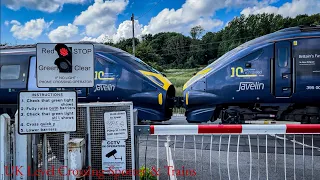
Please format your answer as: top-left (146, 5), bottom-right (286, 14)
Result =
top-left (0, 41), bottom-right (128, 55)
top-left (205, 25), bottom-right (320, 72)
top-left (183, 25), bottom-right (320, 90)
top-left (239, 25), bottom-right (320, 48)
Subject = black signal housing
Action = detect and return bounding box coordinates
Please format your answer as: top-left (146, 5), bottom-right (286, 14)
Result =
top-left (54, 43), bottom-right (72, 73)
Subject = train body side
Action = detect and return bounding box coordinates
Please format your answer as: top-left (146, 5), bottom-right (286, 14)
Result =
top-left (0, 46), bottom-right (175, 121)
top-left (184, 33), bottom-right (320, 123)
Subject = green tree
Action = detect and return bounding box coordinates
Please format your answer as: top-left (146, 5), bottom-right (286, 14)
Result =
top-left (107, 13), bottom-right (320, 69)
top-left (202, 31), bottom-right (222, 63)
top-left (190, 25), bottom-right (205, 39)
top-left (163, 34), bottom-right (192, 68)
top-left (141, 34), bottom-right (153, 42)
top-left (136, 41), bottom-right (161, 65)
top-left (114, 38), bottom-right (140, 54)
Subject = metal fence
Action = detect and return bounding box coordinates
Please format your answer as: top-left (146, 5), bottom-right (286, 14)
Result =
top-left (1, 102), bottom-right (136, 180)
top-left (43, 102), bottom-right (136, 180)
top-left (4, 104), bottom-right (320, 180)
top-left (1, 112), bottom-right (32, 180)
top-left (134, 124), bottom-right (320, 180)
top-left (172, 108), bottom-right (185, 116)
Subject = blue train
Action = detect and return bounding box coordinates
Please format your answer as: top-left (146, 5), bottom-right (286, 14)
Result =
top-left (183, 25), bottom-right (320, 124)
top-left (0, 42), bottom-right (176, 121)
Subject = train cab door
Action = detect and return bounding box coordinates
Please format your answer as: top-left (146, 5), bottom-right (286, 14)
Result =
top-left (273, 41), bottom-right (292, 97)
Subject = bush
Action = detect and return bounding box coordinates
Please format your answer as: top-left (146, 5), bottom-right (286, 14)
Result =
top-left (139, 166), bottom-right (157, 180)
top-left (147, 61), bottom-right (164, 72)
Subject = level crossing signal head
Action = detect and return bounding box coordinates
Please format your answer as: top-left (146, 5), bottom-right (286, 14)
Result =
top-left (54, 43), bottom-right (72, 73)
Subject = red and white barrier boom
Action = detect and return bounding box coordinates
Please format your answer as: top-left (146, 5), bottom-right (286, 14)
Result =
top-left (148, 124), bottom-right (320, 135)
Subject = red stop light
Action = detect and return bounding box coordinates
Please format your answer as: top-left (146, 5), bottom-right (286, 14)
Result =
top-left (59, 48), bottom-right (69, 56)
top-left (54, 43), bottom-right (72, 73)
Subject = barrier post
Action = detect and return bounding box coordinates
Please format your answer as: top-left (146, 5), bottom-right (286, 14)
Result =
top-left (86, 107), bottom-right (92, 180)
top-left (64, 133), bottom-right (70, 180)
top-left (42, 134), bottom-right (48, 180)
top-left (14, 111), bottom-right (30, 180)
top-left (133, 109), bottom-right (140, 180)
top-left (31, 134), bottom-right (39, 180)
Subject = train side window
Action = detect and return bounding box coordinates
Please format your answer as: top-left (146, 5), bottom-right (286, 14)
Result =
top-left (278, 47), bottom-right (289, 67)
top-left (0, 65), bottom-right (20, 80)
top-left (238, 49), bottom-right (263, 63)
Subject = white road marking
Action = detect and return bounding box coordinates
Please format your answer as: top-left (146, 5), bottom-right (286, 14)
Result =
top-left (165, 135), bottom-right (177, 180)
top-left (270, 134), bottom-right (320, 151)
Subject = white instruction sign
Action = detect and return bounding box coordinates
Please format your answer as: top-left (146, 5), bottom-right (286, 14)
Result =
top-left (104, 111), bottom-right (128, 140)
top-left (102, 140), bottom-right (126, 174)
top-left (36, 43), bottom-right (94, 88)
top-left (18, 91), bottom-right (77, 134)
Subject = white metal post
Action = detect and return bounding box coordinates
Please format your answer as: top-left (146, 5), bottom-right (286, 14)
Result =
top-left (68, 138), bottom-right (86, 180)
top-left (86, 107), bottom-right (92, 180)
top-left (14, 111), bottom-right (28, 180)
top-left (32, 135), bottom-right (39, 180)
top-left (0, 114), bottom-right (10, 180)
top-left (64, 133), bottom-right (70, 180)
top-left (133, 109), bottom-right (139, 180)
top-left (42, 134), bottom-right (48, 180)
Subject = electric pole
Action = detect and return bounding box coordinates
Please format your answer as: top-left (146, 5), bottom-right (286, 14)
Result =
top-left (131, 13), bottom-right (135, 56)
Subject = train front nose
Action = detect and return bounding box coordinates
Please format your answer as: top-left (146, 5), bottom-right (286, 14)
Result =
top-left (138, 69), bottom-right (177, 120)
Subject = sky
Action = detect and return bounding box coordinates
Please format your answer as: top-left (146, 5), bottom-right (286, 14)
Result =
top-left (1, 0), bottom-right (319, 45)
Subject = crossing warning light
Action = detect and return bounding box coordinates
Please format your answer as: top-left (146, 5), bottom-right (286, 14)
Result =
top-left (54, 43), bottom-right (72, 73)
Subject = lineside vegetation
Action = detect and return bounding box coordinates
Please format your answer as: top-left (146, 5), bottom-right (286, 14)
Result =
top-left (102, 13), bottom-right (320, 94)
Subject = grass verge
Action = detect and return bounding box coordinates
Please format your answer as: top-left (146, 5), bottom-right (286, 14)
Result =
top-left (164, 68), bottom-right (203, 96)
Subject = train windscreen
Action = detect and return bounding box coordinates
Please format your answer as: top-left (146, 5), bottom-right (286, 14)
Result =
top-left (183, 30), bottom-right (286, 90)
top-left (205, 29), bottom-right (292, 70)
top-left (113, 52), bottom-right (161, 74)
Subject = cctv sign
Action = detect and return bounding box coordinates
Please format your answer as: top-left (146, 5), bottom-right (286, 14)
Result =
top-left (36, 43), bottom-right (94, 88)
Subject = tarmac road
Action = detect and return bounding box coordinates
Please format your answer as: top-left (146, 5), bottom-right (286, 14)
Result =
top-left (137, 115), bottom-right (320, 180)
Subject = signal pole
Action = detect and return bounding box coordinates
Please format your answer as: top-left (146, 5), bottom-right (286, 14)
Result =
top-left (131, 13), bottom-right (135, 56)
